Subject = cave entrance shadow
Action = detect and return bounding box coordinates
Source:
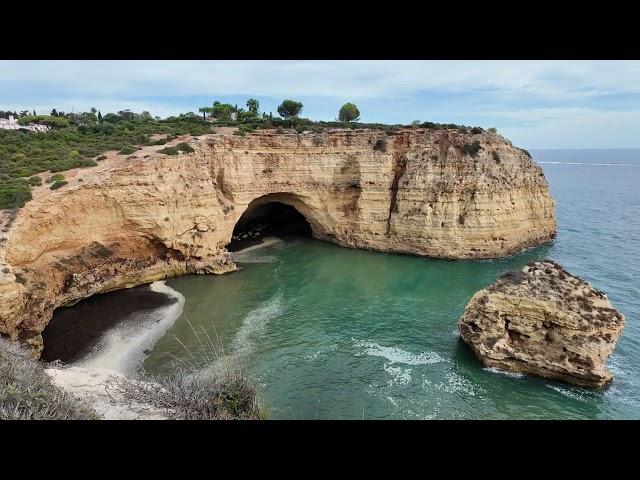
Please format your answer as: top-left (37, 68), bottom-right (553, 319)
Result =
top-left (227, 200), bottom-right (312, 252)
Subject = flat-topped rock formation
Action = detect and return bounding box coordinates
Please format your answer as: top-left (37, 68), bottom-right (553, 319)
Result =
top-left (459, 261), bottom-right (625, 387)
top-left (0, 128), bottom-right (556, 355)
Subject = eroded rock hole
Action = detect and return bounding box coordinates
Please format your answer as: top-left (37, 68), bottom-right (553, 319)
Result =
top-left (228, 202), bottom-right (312, 252)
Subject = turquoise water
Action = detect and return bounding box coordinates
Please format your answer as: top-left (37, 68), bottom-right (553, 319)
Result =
top-left (142, 149), bottom-right (640, 419)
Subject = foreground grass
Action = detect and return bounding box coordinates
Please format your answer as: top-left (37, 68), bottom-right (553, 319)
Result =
top-left (1, 330), bottom-right (264, 420)
top-left (112, 322), bottom-right (265, 420)
top-left (0, 336), bottom-right (98, 420)
top-left (111, 366), bottom-right (264, 420)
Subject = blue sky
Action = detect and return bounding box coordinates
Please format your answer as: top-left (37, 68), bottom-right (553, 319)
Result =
top-left (2, 60), bottom-right (640, 149)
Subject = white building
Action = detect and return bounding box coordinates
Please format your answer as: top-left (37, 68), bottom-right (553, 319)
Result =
top-left (0, 115), bottom-right (51, 132)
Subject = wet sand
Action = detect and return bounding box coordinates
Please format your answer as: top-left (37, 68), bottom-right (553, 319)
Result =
top-left (41, 284), bottom-right (177, 364)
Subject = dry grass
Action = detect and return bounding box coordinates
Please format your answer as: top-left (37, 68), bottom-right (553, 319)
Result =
top-left (110, 319), bottom-right (265, 420)
top-left (0, 336), bottom-right (97, 420)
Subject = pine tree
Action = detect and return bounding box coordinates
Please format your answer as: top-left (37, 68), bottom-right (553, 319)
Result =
top-left (97, 111), bottom-right (103, 122)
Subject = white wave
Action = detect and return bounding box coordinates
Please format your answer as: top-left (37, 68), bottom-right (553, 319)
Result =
top-left (539, 161), bottom-right (639, 166)
top-left (231, 293), bottom-right (283, 358)
top-left (232, 237), bottom-right (283, 263)
top-left (422, 372), bottom-right (483, 397)
top-left (353, 340), bottom-right (446, 365)
top-left (547, 384), bottom-right (588, 401)
top-left (75, 281), bottom-right (185, 377)
top-left (304, 343), bottom-right (338, 361)
top-left (484, 367), bottom-right (524, 378)
top-left (384, 364), bottom-right (412, 386)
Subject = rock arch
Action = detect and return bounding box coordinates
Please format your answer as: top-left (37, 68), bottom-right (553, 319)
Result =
top-left (230, 192), bottom-right (321, 240)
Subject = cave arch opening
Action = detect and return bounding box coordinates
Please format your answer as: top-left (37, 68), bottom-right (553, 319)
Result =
top-left (228, 197), bottom-right (313, 252)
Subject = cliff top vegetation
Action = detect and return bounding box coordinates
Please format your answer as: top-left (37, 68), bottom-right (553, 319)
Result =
top-left (0, 102), bottom-right (496, 209)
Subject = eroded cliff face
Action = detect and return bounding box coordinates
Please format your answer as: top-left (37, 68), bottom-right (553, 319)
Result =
top-left (0, 129), bottom-right (556, 355)
top-left (459, 261), bottom-right (625, 387)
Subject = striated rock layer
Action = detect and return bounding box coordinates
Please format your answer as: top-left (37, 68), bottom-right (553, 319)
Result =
top-left (0, 129), bottom-right (556, 355)
top-left (459, 261), bottom-right (625, 387)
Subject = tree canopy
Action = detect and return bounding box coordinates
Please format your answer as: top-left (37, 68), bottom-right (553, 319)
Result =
top-left (246, 99), bottom-right (260, 115)
top-left (277, 99), bottom-right (303, 119)
top-left (338, 103), bottom-right (360, 122)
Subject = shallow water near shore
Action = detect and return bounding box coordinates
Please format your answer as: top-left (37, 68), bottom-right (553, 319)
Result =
top-left (50, 149), bottom-right (640, 419)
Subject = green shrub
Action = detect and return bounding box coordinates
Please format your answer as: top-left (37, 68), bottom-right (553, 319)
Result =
top-left (96, 155), bottom-right (107, 161)
top-left (462, 141), bottom-right (482, 158)
top-left (50, 174), bottom-right (65, 183)
top-left (518, 147), bottom-right (532, 158)
top-left (27, 176), bottom-right (42, 186)
top-left (50, 180), bottom-right (68, 190)
top-left (158, 146), bottom-right (179, 156)
top-left (118, 145), bottom-right (136, 155)
top-left (373, 139), bottom-right (387, 152)
top-left (470, 127), bottom-right (483, 134)
top-left (175, 142), bottom-right (194, 153)
top-left (17, 115), bottom-right (70, 128)
top-left (0, 179), bottom-right (32, 209)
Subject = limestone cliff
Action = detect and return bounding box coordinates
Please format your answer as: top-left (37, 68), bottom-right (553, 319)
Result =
top-left (459, 261), bottom-right (625, 387)
top-left (0, 128), bottom-right (556, 355)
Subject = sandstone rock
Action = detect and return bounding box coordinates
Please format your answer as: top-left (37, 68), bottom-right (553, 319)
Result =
top-left (458, 261), bottom-right (625, 387)
top-left (0, 129), bottom-right (556, 356)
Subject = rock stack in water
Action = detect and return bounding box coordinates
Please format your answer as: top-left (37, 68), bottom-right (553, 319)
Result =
top-left (458, 261), bottom-right (625, 387)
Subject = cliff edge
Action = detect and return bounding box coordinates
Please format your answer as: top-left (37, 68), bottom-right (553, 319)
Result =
top-left (0, 128), bottom-right (556, 355)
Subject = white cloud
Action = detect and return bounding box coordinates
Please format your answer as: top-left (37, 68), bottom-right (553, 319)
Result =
top-left (3, 60), bottom-right (640, 99)
top-left (3, 60), bottom-right (640, 147)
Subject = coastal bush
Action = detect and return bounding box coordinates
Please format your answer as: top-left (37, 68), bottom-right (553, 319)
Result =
top-left (0, 336), bottom-right (97, 420)
top-left (111, 329), bottom-right (264, 420)
top-left (492, 151), bottom-right (501, 163)
top-left (0, 179), bottom-right (32, 209)
top-left (17, 115), bottom-right (70, 128)
top-left (373, 139), bottom-right (387, 152)
top-left (118, 145), bottom-right (137, 155)
top-left (462, 141), bottom-right (482, 158)
top-left (50, 174), bottom-right (65, 182)
top-left (112, 365), bottom-right (263, 420)
top-left (96, 154), bottom-right (107, 161)
top-left (175, 142), bottom-right (194, 153)
top-left (27, 176), bottom-right (42, 186)
top-left (50, 180), bottom-right (68, 190)
top-left (158, 146), bottom-right (179, 156)
top-left (470, 127), bottom-right (483, 134)
top-left (518, 147), bottom-right (532, 158)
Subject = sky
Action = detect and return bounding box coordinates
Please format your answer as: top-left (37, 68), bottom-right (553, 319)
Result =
top-left (2, 60), bottom-right (640, 149)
